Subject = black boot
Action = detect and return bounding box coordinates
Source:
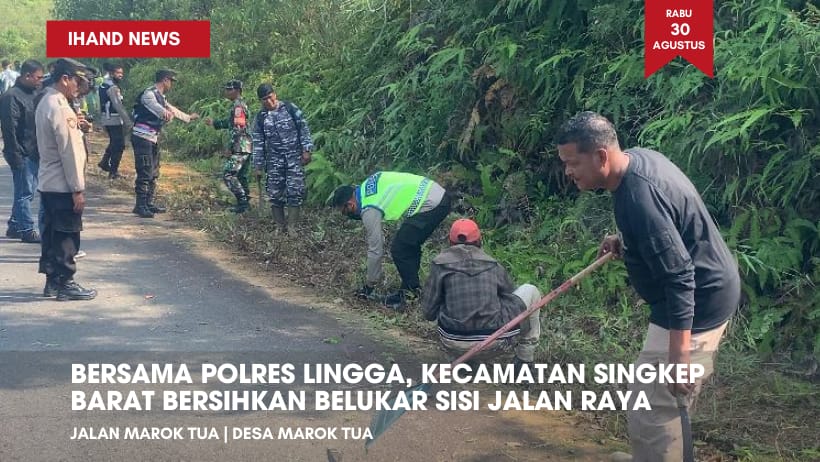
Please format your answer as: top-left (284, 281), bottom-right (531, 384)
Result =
top-left (43, 275), bottom-right (60, 298)
top-left (133, 194), bottom-right (154, 218)
top-left (230, 196), bottom-right (250, 213)
top-left (56, 279), bottom-right (97, 301)
top-left (98, 158), bottom-right (110, 172)
top-left (147, 182), bottom-right (166, 214)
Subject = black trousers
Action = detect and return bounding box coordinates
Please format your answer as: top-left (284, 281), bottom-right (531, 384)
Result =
top-left (131, 135), bottom-right (160, 201)
top-left (39, 192), bottom-right (82, 281)
top-left (102, 125), bottom-right (126, 174)
top-left (391, 193), bottom-right (452, 290)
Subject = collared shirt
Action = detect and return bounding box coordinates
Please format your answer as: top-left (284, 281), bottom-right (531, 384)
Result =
top-left (35, 87), bottom-right (87, 193)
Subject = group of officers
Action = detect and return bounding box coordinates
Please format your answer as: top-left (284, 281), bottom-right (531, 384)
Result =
top-left (1, 55), bottom-right (741, 461)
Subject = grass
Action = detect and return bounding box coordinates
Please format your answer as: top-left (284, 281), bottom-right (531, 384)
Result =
top-left (85, 134), bottom-right (819, 461)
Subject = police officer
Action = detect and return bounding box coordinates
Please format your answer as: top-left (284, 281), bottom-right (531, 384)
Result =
top-left (205, 79), bottom-right (253, 213)
top-left (34, 58), bottom-right (96, 300)
top-left (131, 69), bottom-right (199, 218)
top-left (98, 64), bottom-right (131, 179)
top-left (252, 84), bottom-right (313, 232)
top-left (329, 171), bottom-right (452, 309)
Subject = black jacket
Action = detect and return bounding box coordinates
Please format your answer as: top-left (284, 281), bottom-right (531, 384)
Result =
top-left (0, 80), bottom-right (39, 168)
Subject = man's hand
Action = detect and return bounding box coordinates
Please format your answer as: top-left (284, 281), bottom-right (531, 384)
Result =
top-left (72, 191), bottom-right (85, 213)
top-left (301, 151), bottom-right (312, 166)
top-left (162, 109), bottom-right (174, 122)
top-left (189, 112), bottom-right (200, 121)
top-left (668, 329), bottom-right (694, 397)
top-left (598, 234), bottom-right (623, 259)
top-left (354, 285), bottom-right (374, 300)
top-left (204, 117), bottom-right (213, 126)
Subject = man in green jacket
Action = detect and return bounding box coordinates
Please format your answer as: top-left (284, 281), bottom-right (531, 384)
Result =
top-left (205, 79), bottom-right (253, 213)
top-left (330, 171), bottom-right (451, 309)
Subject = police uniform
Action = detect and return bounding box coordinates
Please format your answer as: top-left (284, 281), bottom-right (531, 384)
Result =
top-left (35, 62), bottom-right (96, 301)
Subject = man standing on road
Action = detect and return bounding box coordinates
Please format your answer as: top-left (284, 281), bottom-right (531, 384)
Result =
top-left (0, 59), bottom-right (20, 94)
top-left (555, 111), bottom-right (740, 462)
top-left (131, 69), bottom-right (199, 218)
top-left (97, 63), bottom-right (131, 179)
top-left (422, 218), bottom-right (542, 366)
top-left (35, 58), bottom-right (97, 301)
top-left (329, 171), bottom-right (451, 309)
top-left (205, 79), bottom-right (253, 213)
top-left (252, 83), bottom-right (313, 232)
top-left (0, 59), bottom-right (45, 243)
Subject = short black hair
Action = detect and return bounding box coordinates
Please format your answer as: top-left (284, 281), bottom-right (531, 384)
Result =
top-left (555, 111), bottom-right (620, 153)
top-left (20, 59), bottom-right (43, 76)
top-left (1, 60), bottom-right (9, 68)
top-left (155, 69), bottom-right (177, 83)
top-left (257, 83), bottom-right (274, 100)
top-left (328, 185), bottom-right (356, 207)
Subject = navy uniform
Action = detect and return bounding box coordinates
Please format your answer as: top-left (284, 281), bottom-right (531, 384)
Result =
top-left (252, 83), bottom-right (313, 232)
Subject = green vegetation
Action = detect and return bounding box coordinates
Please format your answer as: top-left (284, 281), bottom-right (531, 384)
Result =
top-left (54, 0), bottom-right (819, 459)
top-left (0, 0), bottom-right (51, 60)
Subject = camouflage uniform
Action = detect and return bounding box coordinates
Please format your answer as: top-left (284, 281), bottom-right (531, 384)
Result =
top-left (213, 97), bottom-right (253, 207)
top-left (251, 101), bottom-right (313, 207)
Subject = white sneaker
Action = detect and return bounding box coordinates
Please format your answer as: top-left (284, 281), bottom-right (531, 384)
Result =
top-left (75, 250), bottom-right (87, 259)
top-left (610, 452), bottom-right (632, 462)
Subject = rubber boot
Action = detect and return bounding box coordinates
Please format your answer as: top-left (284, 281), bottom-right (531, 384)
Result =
top-left (271, 205), bottom-right (287, 233)
top-left (287, 206), bottom-right (301, 236)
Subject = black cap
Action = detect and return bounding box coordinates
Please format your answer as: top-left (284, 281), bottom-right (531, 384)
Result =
top-left (155, 69), bottom-right (178, 83)
top-left (256, 83), bottom-right (274, 100)
top-left (50, 58), bottom-right (92, 82)
top-left (224, 79), bottom-right (243, 90)
top-left (328, 185), bottom-right (356, 208)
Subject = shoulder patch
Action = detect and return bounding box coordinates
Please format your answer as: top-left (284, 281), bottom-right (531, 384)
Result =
top-left (364, 173), bottom-right (381, 197)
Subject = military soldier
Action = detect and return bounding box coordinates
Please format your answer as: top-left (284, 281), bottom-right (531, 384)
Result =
top-left (205, 79), bottom-right (253, 213)
top-left (98, 64), bottom-right (131, 179)
top-left (252, 84), bottom-right (314, 232)
top-left (131, 69), bottom-right (199, 218)
top-left (34, 58), bottom-right (96, 300)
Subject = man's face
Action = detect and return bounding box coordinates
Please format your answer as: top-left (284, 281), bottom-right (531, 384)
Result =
top-left (224, 88), bottom-right (239, 100)
top-left (21, 69), bottom-right (44, 90)
top-left (58, 74), bottom-right (81, 99)
top-left (557, 142), bottom-right (607, 191)
top-left (111, 68), bottom-right (124, 83)
top-left (260, 92), bottom-right (277, 110)
top-left (340, 199), bottom-right (359, 220)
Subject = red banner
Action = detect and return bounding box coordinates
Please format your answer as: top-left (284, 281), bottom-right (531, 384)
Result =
top-left (46, 20), bottom-right (211, 58)
top-left (644, 0), bottom-right (713, 78)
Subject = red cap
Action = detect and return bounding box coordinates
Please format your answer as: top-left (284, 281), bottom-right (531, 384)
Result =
top-left (449, 218), bottom-right (481, 245)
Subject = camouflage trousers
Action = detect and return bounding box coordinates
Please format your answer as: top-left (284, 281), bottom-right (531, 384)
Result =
top-left (265, 153), bottom-right (305, 207)
top-left (223, 153), bottom-right (251, 201)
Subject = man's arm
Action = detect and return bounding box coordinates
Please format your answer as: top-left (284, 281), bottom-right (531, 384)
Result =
top-left (628, 183), bottom-right (696, 372)
top-left (421, 263), bottom-right (444, 321)
top-left (107, 86), bottom-right (131, 127)
top-left (289, 103), bottom-right (314, 152)
top-left (50, 104), bottom-right (86, 193)
top-left (140, 89), bottom-right (169, 120)
top-left (0, 94), bottom-right (24, 167)
top-left (164, 101), bottom-right (198, 123)
top-left (361, 208), bottom-right (385, 287)
top-left (251, 112), bottom-right (266, 171)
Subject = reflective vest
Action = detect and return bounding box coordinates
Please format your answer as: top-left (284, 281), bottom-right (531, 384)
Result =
top-left (357, 171), bottom-right (434, 221)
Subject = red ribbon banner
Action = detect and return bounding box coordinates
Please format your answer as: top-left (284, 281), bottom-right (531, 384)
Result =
top-left (46, 20), bottom-right (211, 58)
top-left (644, 0), bottom-right (714, 78)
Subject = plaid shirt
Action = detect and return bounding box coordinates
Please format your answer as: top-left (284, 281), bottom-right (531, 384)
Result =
top-left (422, 245), bottom-right (526, 336)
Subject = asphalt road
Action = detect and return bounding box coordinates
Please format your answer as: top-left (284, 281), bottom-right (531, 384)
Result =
top-left (0, 158), bottom-right (612, 462)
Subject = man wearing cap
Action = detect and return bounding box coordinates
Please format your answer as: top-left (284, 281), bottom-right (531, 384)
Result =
top-left (34, 58), bottom-right (96, 300)
top-left (422, 218), bottom-right (542, 365)
top-left (329, 171), bottom-right (452, 309)
top-left (98, 63), bottom-right (131, 179)
top-left (1, 59), bottom-right (45, 243)
top-left (131, 69), bottom-right (199, 218)
top-left (252, 83), bottom-right (313, 231)
top-left (206, 79), bottom-right (253, 213)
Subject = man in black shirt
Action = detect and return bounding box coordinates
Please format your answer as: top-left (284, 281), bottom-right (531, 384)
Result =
top-left (556, 111), bottom-right (740, 462)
